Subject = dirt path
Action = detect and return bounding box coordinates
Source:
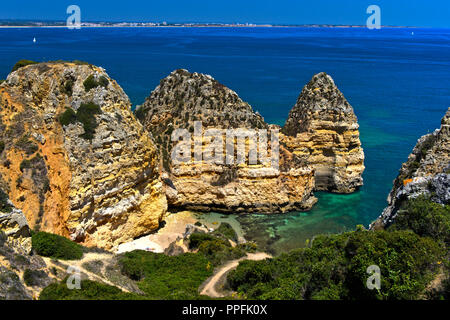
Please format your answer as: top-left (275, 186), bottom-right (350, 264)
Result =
top-left (43, 252), bottom-right (132, 293)
top-left (200, 252), bottom-right (271, 298)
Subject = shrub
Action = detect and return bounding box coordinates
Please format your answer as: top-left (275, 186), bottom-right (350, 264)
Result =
top-left (213, 223), bottom-right (238, 242)
top-left (389, 196), bottom-right (450, 245)
top-left (83, 75), bottom-right (109, 92)
top-left (119, 250), bottom-right (212, 299)
top-left (228, 230), bottom-right (445, 300)
top-left (134, 105), bottom-right (146, 121)
top-left (188, 233), bottom-right (215, 249)
top-left (76, 102), bottom-right (102, 140)
top-left (32, 231), bottom-right (83, 260)
top-left (23, 268), bottom-right (46, 286)
top-left (59, 103), bottom-right (102, 140)
top-left (40, 278), bottom-right (139, 300)
top-left (0, 141), bottom-right (4, 153)
top-left (15, 135), bottom-right (38, 155)
top-left (59, 107), bottom-right (77, 126)
top-left (61, 79), bottom-right (74, 96)
top-left (11, 59), bottom-right (37, 72)
top-left (19, 159), bottom-right (32, 172)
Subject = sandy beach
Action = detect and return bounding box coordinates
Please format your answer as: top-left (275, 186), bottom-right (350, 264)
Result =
top-left (116, 211), bottom-right (200, 254)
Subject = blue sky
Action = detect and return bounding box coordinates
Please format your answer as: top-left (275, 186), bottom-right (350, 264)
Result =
top-left (0, 0), bottom-right (449, 27)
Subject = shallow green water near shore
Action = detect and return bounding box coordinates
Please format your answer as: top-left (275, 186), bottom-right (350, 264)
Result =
top-left (195, 191), bottom-right (368, 256)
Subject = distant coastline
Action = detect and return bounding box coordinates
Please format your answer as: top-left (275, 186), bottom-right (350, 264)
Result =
top-left (0, 20), bottom-right (417, 28)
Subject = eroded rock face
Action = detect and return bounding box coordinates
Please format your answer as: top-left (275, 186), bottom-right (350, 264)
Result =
top-left (139, 69), bottom-right (317, 213)
top-left (371, 108), bottom-right (450, 229)
top-left (0, 62), bottom-right (167, 249)
top-left (282, 72), bottom-right (365, 193)
top-left (0, 189), bottom-right (32, 254)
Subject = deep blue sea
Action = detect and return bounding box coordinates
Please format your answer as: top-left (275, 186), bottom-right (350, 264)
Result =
top-left (1, 27), bottom-right (449, 254)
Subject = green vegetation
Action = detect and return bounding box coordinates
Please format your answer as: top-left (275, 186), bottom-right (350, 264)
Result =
top-left (0, 189), bottom-right (12, 213)
top-left (23, 268), bottom-right (46, 287)
top-left (77, 102), bottom-right (102, 140)
top-left (213, 222), bottom-right (238, 242)
top-left (40, 278), bottom-right (139, 300)
top-left (58, 103), bottom-right (102, 140)
top-left (15, 135), bottom-right (38, 155)
top-left (188, 233), bottom-right (215, 249)
top-left (119, 250), bottom-right (212, 299)
top-left (58, 107), bottom-right (77, 126)
top-left (228, 229), bottom-right (444, 300)
top-left (19, 159), bottom-right (31, 172)
top-left (0, 140), bottom-right (4, 153)
top-left (32, 231), bottom-right (83, 260)
top-left (389, 196), bottom-right (450, 245)
top-left (61, 79), bottom-right (74, 96)
top-left (134, 105), bottom-right (146, 121)
top-left (83, 74), bottom-right (109, 92)
top-left (188, 225), bottom-right (246, 266)
top-left (11, 59), bottom-right (37, 72)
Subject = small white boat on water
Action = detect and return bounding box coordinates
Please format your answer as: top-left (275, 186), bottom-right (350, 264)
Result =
top-left (33, 37), bottom-right (36, 43)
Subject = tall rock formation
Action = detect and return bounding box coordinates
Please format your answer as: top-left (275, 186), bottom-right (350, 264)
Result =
top-left (138, 69), bottom-right (317, 213)
top-left (0, 61), bottom-right (167, 249)
top-left (282, 72), bottom-right (365, 193)
top-left (371, 107), bottom-right (450, 229)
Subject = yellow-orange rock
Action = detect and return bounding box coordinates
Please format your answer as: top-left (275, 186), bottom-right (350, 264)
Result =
top-left (282, 72), bottom-right (365, 193)
top-left (0, 62), bottom-right (167, 250)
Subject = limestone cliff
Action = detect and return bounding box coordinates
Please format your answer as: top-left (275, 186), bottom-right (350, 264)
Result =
top-left (0, 61), bottom-right (167, 249)
top-left (0, 188), bottom-right (32, 254)
top-left (138, 69), bottom-right (317, 213)
top-left (371, 107), bottom-right (450, 229)
top-left (282, 72), bottom-right (365, 193)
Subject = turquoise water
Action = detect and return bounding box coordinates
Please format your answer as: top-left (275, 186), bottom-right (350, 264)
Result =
top-left (1, 27), bottom-right (449, 254)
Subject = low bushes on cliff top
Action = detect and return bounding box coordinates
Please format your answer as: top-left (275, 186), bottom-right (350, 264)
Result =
top-left (83, 74), bottom-right (109, 92)
top-left (58, 102), bottom-right (102, 140)
top-left (389, 196), bottom-right (450, 246)
top-left (32, 231), bottom-right (83, 260)
top-left (11, 59), bottom-right (38, 72)
top-left (227, 229), bottom-right (445, 300)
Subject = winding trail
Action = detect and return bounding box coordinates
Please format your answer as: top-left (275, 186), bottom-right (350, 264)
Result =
top-left (200, 252), bottom-right (272, 298)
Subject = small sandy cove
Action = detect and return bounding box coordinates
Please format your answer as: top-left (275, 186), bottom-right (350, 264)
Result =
top-left (116, 211), bottom-right (199, 254)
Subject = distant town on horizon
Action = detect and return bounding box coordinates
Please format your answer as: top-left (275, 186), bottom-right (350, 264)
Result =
top-left (0, 19), bottom-right (417, 28)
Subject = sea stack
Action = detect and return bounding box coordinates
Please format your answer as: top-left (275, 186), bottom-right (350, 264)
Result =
top-left (138, 69), bottom-right (317, 213)
top-left (0, 62), bottom-right (167, 249)
top-left (371, 107), bottom-right (450, 229)
top-left (282, 72), bottom-right (365, 193)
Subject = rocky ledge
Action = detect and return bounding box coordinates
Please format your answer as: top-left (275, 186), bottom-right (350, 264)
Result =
top-left (0, 62), bottom-right (167, 249)
top-left (371, 107), bottom-right (450, 229)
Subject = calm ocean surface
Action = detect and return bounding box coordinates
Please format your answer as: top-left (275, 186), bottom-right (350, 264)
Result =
top-left (1, 27), bottom-right (449, 254)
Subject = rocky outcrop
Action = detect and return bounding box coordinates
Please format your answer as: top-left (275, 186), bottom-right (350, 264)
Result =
top-left (0, 189), bottom-right (32, 254)
top-left (282, 72), bottom-right (365, 193)
top-left (138, 69), bottom-right (317, 213)
top-left (0, 61), bottom-right (167, 249)
top-left (371, 107), bottom-right (450, 229)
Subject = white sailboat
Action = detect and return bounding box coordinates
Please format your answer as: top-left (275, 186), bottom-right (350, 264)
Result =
top-left (33, 37), bottom-right (36, 43)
